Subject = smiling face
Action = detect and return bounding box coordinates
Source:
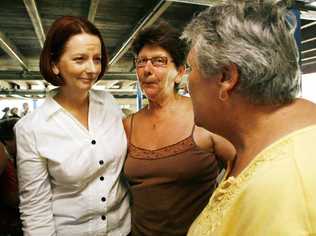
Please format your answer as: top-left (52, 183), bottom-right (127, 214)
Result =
top-left (136, 45), bottom-right (183, 101)
top-left (52, 33), bottom-right (102, 93)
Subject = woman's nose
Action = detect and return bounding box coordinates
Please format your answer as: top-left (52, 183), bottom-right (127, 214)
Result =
top-left (143, 59), bottom-right (155, 72)
top-left (86, 60), bottom-right (98, 73)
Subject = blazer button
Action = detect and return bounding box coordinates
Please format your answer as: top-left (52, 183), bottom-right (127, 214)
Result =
top-left (99, 160), bottom-right (104, 165)
top-left (91, 140), bottom-right (96, 145)
top-left (101, 215), bottom-right (106, 220)
top-left (100, 176), bottom-right (104, 181)
top-left (101, 197), bottom-right (106, 202)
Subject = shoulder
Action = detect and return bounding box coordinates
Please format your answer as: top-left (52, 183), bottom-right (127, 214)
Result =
top-left (193, 126), bottom-right (214, 151)
top-left (291, 126), bottom-right (316, 192)
top-left (91, 89), bottom-right (123, 115)
top-left (123, 115), bottom-right (132, 137)
top-left (15, 105), bottom-right (46, 136)
top-left (194, 126), bottom-right (236, 161)
top-left (123, 109), bottom-right (142, 138)
top-left (92, 89), bottom-right (116, 104)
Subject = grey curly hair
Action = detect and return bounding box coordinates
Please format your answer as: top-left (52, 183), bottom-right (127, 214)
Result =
top-left (181, 0), bottom-right (301, 105)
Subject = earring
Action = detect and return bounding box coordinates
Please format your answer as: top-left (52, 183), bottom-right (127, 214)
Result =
top-left (55, 74), bottom-right (64, 85)
top-left (219, 90), bottom-right (228, 101)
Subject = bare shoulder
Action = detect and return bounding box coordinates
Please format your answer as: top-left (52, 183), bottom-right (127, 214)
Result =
top-left (123, 114), bottom-right (134, 138)
top-left (123, 115), bottom-right (131, 133)
top-left (194, 126), bottom-right (236, 161)
top-left (193, 126), bottom-right (214, 151)
top-left (122, 109), bottom-right (144, 137)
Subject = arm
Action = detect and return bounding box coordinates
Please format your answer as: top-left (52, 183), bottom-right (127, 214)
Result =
top-left (123, 115), bottom-right (132, 144)
top-left (211, 132), bottom-right (236, 162)
top-left (15, 126), bottom-right (56, 236)
top-left (194, 126), bottom-right (236, 162)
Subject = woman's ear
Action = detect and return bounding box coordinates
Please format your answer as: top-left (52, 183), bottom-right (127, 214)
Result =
top-left (218, 64), bottom-right (239, 101)
top-left (175, 65), bottom-right (186, 84)
top-left (52, 63), bottom-right (60, 76)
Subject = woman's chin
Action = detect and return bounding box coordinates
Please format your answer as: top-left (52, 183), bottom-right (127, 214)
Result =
top-left (143, 88), bottom-right (159, 99)
top-left (77, 82), bottom-right (94, 91)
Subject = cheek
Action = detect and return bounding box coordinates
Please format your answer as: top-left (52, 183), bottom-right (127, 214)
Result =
top-left (166, 70), bottom-right (177, 83)
top-left (96, 64), bottom-right (102, 72)
top-left (60, 64), bottom-right (78, 75)
top-left (136, 69), bottom-right (146, 83)
top-left (136, 69), bottom-right (142, 80)
top-left (188, 74), bottom-right (208, 109)
top-left (153, 69), bottom-right (166, 81)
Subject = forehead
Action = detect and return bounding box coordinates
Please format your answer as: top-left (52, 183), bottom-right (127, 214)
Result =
top-left (138, 45), bottom-right (172, 58)
top-left (63, 33), bottom-right (101, 53)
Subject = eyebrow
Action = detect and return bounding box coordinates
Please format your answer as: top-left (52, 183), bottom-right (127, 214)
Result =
top-left (71, 53), bottom-right (101, 57)
top-left (138, 54), bottom-right (168, 58)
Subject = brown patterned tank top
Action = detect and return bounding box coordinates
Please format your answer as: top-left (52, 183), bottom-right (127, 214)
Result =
top-left (124, 115), bottom-right (219, 236)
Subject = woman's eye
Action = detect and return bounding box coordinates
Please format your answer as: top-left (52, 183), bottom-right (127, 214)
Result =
top-left (139, 59), bottom-right (147, 64)
top-left (74, 57), bottom-right (83, 62)
top-left (94, 58), bottom-right (101, 63)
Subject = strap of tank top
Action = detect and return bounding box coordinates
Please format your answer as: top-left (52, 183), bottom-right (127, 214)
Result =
top-left (128, 113), bottom-right (135, 143)
top-left (191, 124), bottom-right (196, 136)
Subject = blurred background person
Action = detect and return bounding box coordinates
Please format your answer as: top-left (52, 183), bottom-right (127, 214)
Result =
top-left (10, 107), bottom-right (20, 118)
top-left (0, 118), bottom-right (19, 166)
top-left (182, 0), bottom-right (316, 235)
top-left (1, 107), bottom-right (10, 120)
top-left (15, 16), bottom-right (130, 236)
top-left (20, 102), bottom-right (30, 117)
top-left (0, 118), bottom-right (21, 235)
top-left (123, 21), bottom-right (235, 236)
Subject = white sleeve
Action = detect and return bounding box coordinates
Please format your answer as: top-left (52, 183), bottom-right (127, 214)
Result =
top-left (16, 125), bottom-right (56, 236)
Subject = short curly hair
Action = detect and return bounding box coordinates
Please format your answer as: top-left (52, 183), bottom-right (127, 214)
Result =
top-left (132, 20), bottom-right (187, 69)
top-left (132, 20), bottom-right (188, 91)
top-left (182, 0), bottom-right (300, 105)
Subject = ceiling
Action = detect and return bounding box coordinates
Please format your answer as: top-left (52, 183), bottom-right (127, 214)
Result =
top-left (0, 0), bottom-right (315, 99)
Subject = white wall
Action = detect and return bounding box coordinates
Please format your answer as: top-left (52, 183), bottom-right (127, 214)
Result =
top-left (301, 73), bottom-right (316, 103)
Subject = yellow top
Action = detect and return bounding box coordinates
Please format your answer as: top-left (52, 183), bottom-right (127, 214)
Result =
top-left (188, 125), bottom-right (316, 236)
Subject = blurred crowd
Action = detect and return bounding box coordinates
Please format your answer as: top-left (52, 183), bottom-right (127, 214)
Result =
top-left (1, 103), bottom-right (30, 120)
top-left (0, 103), bottom-right (28, 235)
top-left (0, 118), bottom-right (22, 235)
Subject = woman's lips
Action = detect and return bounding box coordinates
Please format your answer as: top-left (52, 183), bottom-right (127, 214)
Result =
top-left (80, 77), bottom-right (96, 83)
top-left (142, 81), bottom-right (156, 86)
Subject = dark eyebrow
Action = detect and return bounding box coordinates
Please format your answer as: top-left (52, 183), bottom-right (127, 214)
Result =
top-left (138, 54), bottom-right (168, 58)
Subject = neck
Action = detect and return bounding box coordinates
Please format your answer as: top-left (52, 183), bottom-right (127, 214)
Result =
top-left (147, 92), bottom-right (180, 115)
top-left (55, 87), bottom-right (89, 110)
